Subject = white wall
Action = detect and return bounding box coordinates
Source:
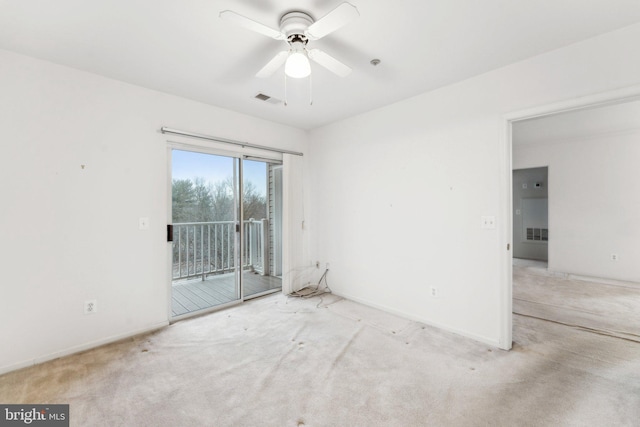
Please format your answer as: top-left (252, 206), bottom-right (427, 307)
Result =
top-left (514, 130), bottom-right (640, 282)
top-left (307, 23), bottom-right (640, 347)
top-left (0, 49), bottom-right (307, 374)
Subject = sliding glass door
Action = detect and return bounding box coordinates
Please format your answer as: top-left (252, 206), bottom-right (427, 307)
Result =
top-left (169, 149), bottom-right (282, 319)
top-left (241, 159), bottom-right (283, 299)
top-left (170, 150), bottom-right (241, 318)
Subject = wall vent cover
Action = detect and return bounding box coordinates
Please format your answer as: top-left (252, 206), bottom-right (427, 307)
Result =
top-left (526, 227), bottom-right (548, 241)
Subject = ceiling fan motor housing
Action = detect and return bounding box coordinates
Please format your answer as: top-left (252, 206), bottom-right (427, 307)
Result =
top-left (220, 5), bottom-right (357, 79)
top-left (280, 11), bottom-right (313, 44)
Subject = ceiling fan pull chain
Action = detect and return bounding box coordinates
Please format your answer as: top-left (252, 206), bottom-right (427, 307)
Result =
top-left (309, 73), bottom-right (313, 106)
top-left (284, 73), bottom-right (288, 107)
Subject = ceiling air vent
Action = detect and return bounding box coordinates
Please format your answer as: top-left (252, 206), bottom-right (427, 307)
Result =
top-left (254, 93), bottom-right (282, 105)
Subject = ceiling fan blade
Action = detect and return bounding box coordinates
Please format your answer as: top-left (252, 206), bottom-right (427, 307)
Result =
top-left (256, 51), bottom-right (289, 78)
top-left (305, 2), bottom-right (359, 40)
top-left (219, 10), bottom-right (286, 40)
top-left (308, 49), bottom-right (352, 77)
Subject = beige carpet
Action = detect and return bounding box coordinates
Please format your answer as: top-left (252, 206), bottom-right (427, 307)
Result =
top-left (2, 293), bottom-right (640, 426)
top-left (513, 259), bottom-right (640, 342)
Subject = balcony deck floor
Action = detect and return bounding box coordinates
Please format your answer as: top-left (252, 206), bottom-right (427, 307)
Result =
top-left (171, 272), bottom-right (281, 317)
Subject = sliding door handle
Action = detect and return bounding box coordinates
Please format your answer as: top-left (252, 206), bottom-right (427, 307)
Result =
top-left (167, 224), bottom-right (174, 242)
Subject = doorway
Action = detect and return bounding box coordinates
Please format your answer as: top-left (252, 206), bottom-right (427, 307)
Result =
top-left (506, 95), bottom-right (640, 348)
top-left (512, 167), bottom-right (548, 262)
top-left (169, 148), bottom-right (283, 319)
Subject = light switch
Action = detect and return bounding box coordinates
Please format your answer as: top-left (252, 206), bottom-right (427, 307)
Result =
top-left (139, 217), bottom-right (150, 230)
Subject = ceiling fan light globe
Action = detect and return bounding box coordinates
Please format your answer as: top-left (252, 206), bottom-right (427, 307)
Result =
top-left (285, 52), bottom-right (311, 78)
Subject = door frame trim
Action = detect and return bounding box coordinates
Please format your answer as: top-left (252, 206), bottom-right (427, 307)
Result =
top-left (499, 84), bottom-right (640, 350)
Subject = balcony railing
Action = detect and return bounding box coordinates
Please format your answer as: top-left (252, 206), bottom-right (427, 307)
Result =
top-left (171, 219), bottom-right (269, 281)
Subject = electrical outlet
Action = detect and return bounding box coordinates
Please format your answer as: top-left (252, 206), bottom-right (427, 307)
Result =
top-left (481, 216), bottom-right (496, 229)
top-left (611, 254), bottom-right (619, 261)
top-left (430, 286), bottom-right (439, 298)
top-left (84, 299), bottom-right (97, 315)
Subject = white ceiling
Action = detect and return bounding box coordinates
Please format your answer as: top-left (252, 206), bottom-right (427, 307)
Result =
top-left (513, 99), bottom-right (640, 146)
top-left (1, 0), bottom-right (640, 130)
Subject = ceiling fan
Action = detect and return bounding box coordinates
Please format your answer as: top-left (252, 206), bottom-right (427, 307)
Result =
top-left (220, 2), bottom-right (359, 79)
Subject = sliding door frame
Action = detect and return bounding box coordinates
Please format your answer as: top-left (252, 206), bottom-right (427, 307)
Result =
top-left (166, 141), bottom-right (284, 322)
top-left (241, 158), bottom-right (284, 301)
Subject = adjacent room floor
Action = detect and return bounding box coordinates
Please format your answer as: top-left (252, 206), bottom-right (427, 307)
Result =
top-left (513, 258), bottom-right (640, 342)
top-left (2, 277), bottom-right (639, 426)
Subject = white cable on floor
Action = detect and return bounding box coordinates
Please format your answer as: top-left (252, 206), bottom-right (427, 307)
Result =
top-left (289, 268), bottom-right (331, 307)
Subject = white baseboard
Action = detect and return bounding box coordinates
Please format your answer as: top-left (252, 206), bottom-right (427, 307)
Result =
top-left (330, 290), bottom-right (502, 349)
top-left (0, 321), bottom-right (169, 376)
top-left (556, 271), bottom-right (640, 289)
